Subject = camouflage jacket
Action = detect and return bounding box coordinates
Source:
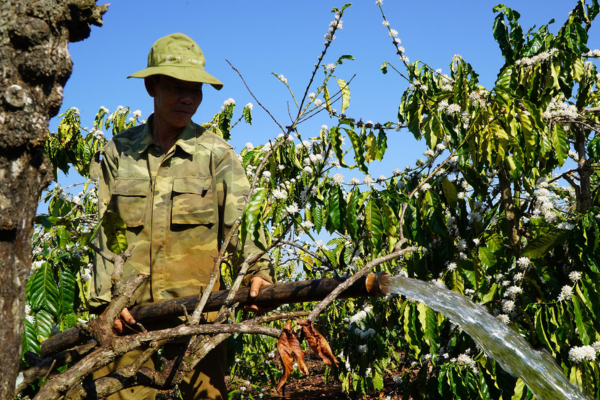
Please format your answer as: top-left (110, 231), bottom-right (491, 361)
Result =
top-left (88, 115), bottom-right (274, 310)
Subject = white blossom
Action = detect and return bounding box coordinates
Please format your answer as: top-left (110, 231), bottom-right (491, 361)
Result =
top-left (446, 104), bottom-right (461, 115)
top-left (388, 29), bottom-right (398, 37)
top-left (457, 354), bottom-right (474, 365)
top-left (502, 300), bottom-right (515, 313)
top-left (516, 257), bottom-right (531, 270)
top-left (332, 173), bottom-right (344, 184)
top-left (431, 279), bottom-right (446, 288)
top-left (447, 262), bottom-right (457, 272)
top-left (358, 344), bottom-right (368, 353)
top-left (363, 175), bottom-right (375, 186)
top-left (569, 271), bottom-right (582, 282)
top-left (513, 272), bottom-right (523, 282)
top-left (569, 345), bottom-right (596, 363)
top-left (382, 21), bottom-right (390, 27)
top-left (245, 142), bottom-right (254, 151)
top-left (301, 221), bottom-right (314, 230)
top-left (504, 286), bottom-right (523, 299)
top-left (349, 177), bottom-right (360, 185)
top-left (497, 314), bottom-right (510, 324)
top-left (558, 285), bottom-right (573, 302)
top-left (272, 189), bottom-right (287, 200)
top-left (420, 183), bottom-right (431, 192)
top-left (286, 203), bottom-right (299, 214)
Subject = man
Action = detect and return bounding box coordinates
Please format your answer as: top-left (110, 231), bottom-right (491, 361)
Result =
top-left (89, 33), bottom-right (275, 400)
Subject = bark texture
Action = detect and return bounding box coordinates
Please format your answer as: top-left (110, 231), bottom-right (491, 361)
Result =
top-left (0, 1), bottom-right (107, 397)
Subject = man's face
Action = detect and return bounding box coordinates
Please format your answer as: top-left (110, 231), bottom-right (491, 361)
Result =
top-left (145, 75), bottom-right (203, 129)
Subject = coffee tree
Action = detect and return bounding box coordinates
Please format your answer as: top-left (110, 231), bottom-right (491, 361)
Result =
top-left (19, 1), bottom-right (600, 399)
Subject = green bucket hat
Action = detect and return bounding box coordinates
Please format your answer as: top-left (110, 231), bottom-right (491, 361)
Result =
top-left (128, 33), bottom-right (223, 90)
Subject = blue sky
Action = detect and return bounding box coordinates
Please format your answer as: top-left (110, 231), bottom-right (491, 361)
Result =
top-left (47, 0), bottom-right (589, 203)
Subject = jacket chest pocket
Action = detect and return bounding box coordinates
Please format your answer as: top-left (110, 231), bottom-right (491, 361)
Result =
top-left (113, 178), bottom-right (150, 227)
top-left (172, 177), bottom-right (215, 225)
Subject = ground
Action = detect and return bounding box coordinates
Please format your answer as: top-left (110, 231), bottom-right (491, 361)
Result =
top-left (226, 358), bottom-right (404, 400)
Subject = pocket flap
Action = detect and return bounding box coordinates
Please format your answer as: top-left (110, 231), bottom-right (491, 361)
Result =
top-left (113, 178), bottom-right (150, 196)
top-left (173, 177), bottom-right (211, 195)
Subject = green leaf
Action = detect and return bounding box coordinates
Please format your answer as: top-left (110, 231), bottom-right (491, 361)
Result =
top-left (323, 84), bottom-right (333, 116)
top-left (381, 62), bottom-right (388, 74)
top-left (35, 216), bottom-right (60, 230)
top-left (511, 378), bottom-right (525, 400)
top-left (441, 177), bottom-right (458, 208)
top-left (424, 191), bottom-right (447, 237)
top-left (59, 268), bottom-right (77, 315)
top-left (336, 79), bottom-right (351, 113)
top-left (522, 230), bottom-right (570, 259)
top-left (573, 296), bottom-right (596, 345)
top-left (336, 54), bottom-right (355, 63)
top-left (404, 304), bottom-right (421, 358)
top-left (535, 308), bottom-right (555, 356)
top-left (36, 309), bottom-right (54, 342)
top-left (313, 205), bottom-right (323, 233)
top-left (344, 128), bottom-right (368, 173)
top-left (23, 318), bottom-right (40, 355)
top-left (516, 108), bottom-right (535, 156)
top-left (493, 12), bottom-right (515, 64)
top-left (244, 188), bottom-right (268, 251)
top-left (417, 302), bottom-right (439, 353)
top-left (478, 247), bottom-right (497, 270)
top-left (102, 211), bottom-right (128, 255)
top-left (365, 131), bottom-right (377, 163)
top-left (242, 104), bottom-right (253, 126)
top-left (552, 123), bottom-right (569, 166)
top-left (373, 372), bottom-right (384, 391)
top-left (482, 283), bottom-right (498, 303)
top-left (328, 186), bottom-right (344, 231)
top-left (366, 200), bottom-right (384, 253)
top-left (460, 165), bottom-right (488, 195)
top-left (30, 264), bottom-right (60, 316)
top-left (329, 126), bottom-right (347, 167)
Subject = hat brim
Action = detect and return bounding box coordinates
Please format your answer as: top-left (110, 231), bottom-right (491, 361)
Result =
top-left (128, 65), bottom-right (223, 90)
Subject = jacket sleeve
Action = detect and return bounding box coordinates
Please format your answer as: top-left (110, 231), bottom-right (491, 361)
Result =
top-left (87, 142), bottom-right (119, 311)
top-left (214, 147), bottom-right (275, 286)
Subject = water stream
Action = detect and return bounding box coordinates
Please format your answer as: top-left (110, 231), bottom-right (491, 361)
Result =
top-left (381, 275), bottom-right (587, 400)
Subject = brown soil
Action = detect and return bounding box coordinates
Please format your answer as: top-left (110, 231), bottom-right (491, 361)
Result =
top-left (226, 359), bottom-right (404, 400)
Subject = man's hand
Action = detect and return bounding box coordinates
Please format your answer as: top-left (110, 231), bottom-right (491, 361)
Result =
top-left (244, 277), bottom-right (277, 313)
top-left (113, 308), bottom-right (136, 335)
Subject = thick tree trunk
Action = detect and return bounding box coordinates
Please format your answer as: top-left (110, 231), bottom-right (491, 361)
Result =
top-left (0, 1), bottom-right (107, 397)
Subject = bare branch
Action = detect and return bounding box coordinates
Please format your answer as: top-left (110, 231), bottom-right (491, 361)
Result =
top-left (226, 60), bottom-right (287, 134)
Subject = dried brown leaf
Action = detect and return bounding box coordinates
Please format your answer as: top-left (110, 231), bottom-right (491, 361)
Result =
top-left (286, 323), bottom-right (309, 375)
top-left (296, 319), bottom-right (339, 367)
top-left (276, 321), bottom-right (309, 392)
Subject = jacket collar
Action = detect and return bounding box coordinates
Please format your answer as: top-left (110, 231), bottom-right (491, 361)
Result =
top-left (136, 114), bottom-right (197, 155)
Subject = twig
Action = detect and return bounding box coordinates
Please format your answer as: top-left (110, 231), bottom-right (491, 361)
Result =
top-left (226, 60), bottom-right (287, 135)
top-left (42, 359), bottom-right (57, 381)
top-left (273, 238), bottom-right (332, 268)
